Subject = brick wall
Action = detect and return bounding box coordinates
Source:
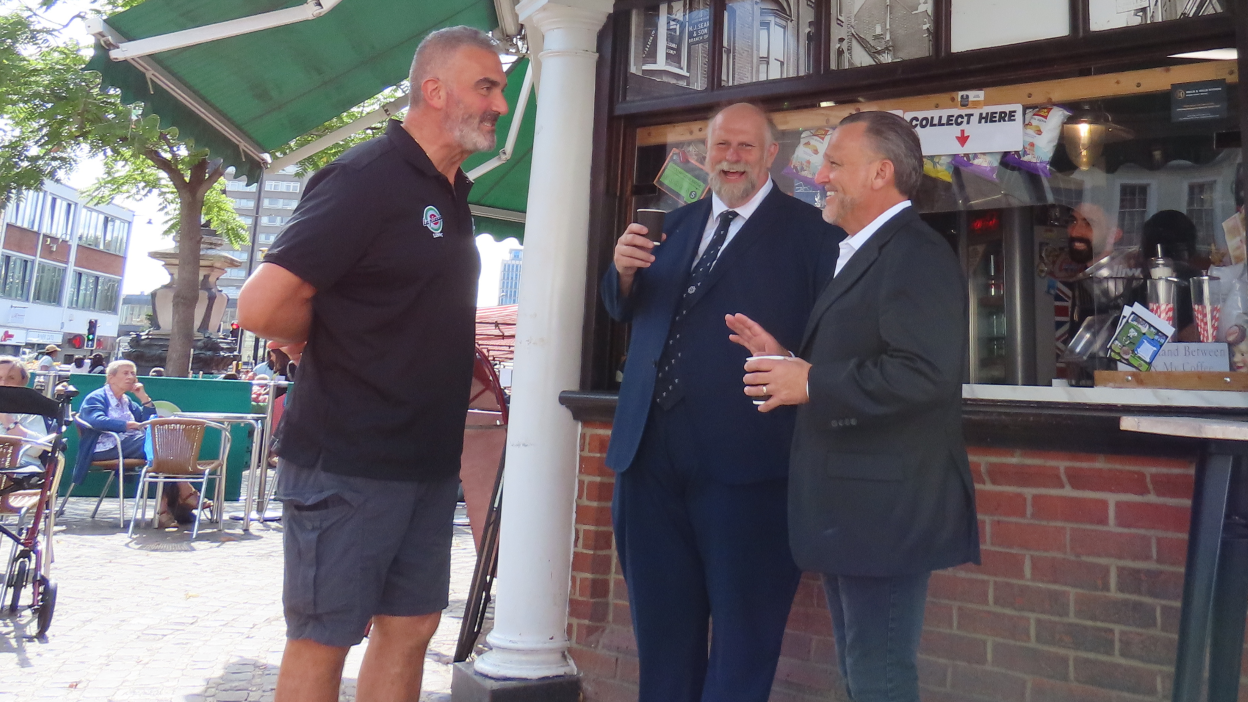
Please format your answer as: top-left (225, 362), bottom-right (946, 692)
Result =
top-left (566, 423), bottom-right (1219, 702)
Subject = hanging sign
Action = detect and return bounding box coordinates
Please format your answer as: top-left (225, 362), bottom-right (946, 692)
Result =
top-left (903, 105), bottom-right (1024, 156)
top-left (0, 327), bottom-right (27, 345)
top-left (1171, 80), bottom-right (1227, 123)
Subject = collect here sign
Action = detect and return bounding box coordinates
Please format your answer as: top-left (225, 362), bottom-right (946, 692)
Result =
top-left (902, 105), bottom-right (1024, 156)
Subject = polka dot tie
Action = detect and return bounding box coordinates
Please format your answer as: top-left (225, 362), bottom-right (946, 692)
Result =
top-left (654, 210), bottom-right (738, 409)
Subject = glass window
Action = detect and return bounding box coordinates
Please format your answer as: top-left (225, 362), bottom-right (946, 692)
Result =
top-left (238, 215), bottom-right (254, 227)
top-left (229, 197), bottom-right (256, 210)
top-left (265, 181), bottom-right (300, 192)
top-left (723, 0), bottom-right (815, 86)
top-left (1090, 0), bottom-right (1224, 31)
top-left (260, 215), bottom-right (289, 226)
top-left (0, 255), bottom-right (31, 301)
top-left (627, 1), bottom-right (711, 99)
top-left (951, 0), bottom-right (1068, 52)
top-left (1187, 180), bottom-right (1217, 243)
top-left (32, 262), bottom-right (63, 305)
top-left (263, 198), bottom-right (298, 210)
top-left (226, 180), bottom-right (257, 192)
top-left (259, 232), bottom-right (277, 244)
top-left (830, 0), bottom-right (932, 70)
top-left (1117, 183), bottom-right (1151, 243)
top-left (6, 191), bottom-right (42, 230)
top-left (77, 210), bottom-right (127, 254)
top-left (70, 271), bottom-right (120, 312)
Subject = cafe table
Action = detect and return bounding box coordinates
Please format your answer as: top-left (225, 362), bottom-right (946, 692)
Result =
top-left (1120, 416), bottom-right (1248, 702)
top-left (172, 411), bottom-right (267, 531)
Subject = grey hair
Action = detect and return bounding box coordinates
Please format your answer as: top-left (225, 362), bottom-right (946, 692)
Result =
top-left (409, 26), bottom-right (501, 108)
top-left (707, 103), bottom-right (780, 149)
top-left (106, 359), bottom-right (135, 379)
top-left (0, 356), bottom-right (27, 384)
top-left (838, 111), bottom-right (924, 199)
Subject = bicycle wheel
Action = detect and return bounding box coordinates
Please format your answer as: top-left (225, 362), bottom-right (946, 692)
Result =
top-left (7, 557), bottom-right (27, 613)
top-left (33, 576), bottom-right (55, 638)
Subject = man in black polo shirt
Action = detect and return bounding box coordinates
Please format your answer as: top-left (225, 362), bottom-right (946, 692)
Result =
top-left (237, 26), bottom-right (508, 702)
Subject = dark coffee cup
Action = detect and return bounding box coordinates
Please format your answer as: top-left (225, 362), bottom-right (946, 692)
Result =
top-left (635, 208), bottom-right (666, 243)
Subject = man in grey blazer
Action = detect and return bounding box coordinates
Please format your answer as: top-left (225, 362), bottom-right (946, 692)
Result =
top-left (726, 111), bottom-right (979, 702)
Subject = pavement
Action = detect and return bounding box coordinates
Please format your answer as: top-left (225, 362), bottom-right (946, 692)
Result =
top-left (0, 491), bottom-right (485, 702)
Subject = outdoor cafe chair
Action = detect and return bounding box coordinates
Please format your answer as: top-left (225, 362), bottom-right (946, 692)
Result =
top-left (58, 414), bottom-right (145, 528)
top-left (128, 417), bottom-right (230, 540)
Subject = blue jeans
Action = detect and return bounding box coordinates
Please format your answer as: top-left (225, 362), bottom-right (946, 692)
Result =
top-left (822, 572), bottom-right (931, 702)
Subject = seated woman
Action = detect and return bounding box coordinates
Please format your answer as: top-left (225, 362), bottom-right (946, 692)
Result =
top-left (72, 360), bottom-right (203, 528)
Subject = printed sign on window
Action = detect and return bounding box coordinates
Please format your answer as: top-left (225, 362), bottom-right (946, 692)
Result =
top-left (902, 105), bottom-right (1024, 156)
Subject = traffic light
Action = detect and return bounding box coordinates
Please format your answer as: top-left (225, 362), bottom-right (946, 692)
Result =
top-left (85, 319), bottom-right (98, 349)
top-left (229, 322), bottom-right (241, 341)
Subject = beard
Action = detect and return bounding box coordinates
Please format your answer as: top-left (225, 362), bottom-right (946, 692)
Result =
top-left (708, 161), bottom-right (759, 206)
top-left (1068, 236), bottom-right (1094, 264)
top-left (445, 93), bottom-right (501, 153)
top-left (822, 189), bottom-right (859, 227)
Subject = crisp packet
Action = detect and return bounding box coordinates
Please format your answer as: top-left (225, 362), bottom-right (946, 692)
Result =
top-left (923, 154), bottom-right (954, 183)
top-left (952, 152), bottom-right (1003, 182)
top-left (1002, 106), bottom-right (1071, 177)
top-left (784, 128), bottom-right (831, 186)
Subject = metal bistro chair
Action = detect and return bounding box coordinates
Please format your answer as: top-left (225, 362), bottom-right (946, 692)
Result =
top-left (129, 418), bottom-right (230, 539)
top-left (59, 415), bottom-right (146, 527)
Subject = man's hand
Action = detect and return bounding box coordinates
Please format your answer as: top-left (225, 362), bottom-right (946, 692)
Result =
top-left (726, 313), bottom-right (790, 357)
top-left (743, 356), bottom-right (810, 412)
top-left (613, 224), bottom-right (665, 297)
top-left (269, 340), bottom-right (306, 366)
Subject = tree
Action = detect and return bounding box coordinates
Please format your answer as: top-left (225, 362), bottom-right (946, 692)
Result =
top-left (0, 6), bottom-right (245, 376)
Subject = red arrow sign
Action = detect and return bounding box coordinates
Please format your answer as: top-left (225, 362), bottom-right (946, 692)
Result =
top-left (955, 129), bottom-right (970, 147)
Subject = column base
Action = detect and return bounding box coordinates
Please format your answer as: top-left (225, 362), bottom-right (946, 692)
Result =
top-left (451, 662), bottom-right (581, 702)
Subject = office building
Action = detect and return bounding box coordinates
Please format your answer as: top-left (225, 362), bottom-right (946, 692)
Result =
top-left (498, 248), bottom-right (523, 305)
top-left (217, 165), bottom-right (309, 302)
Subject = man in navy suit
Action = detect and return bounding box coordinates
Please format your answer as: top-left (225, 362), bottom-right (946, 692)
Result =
top-left (601, 103), bottom-right (842, 702)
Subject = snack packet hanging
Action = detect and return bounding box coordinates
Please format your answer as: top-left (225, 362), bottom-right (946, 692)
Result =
top-left (952, 152), bottom-right (1003, 182)
top-left (784, 128), bottom-right (831, 186)
top-left (1002, 106), bottom-right (1071, 177)
top-left (923, 154), bottom-right (954, 183)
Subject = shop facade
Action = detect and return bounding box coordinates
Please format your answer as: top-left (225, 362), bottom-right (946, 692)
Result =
top-left (531, 1), bottom-right (1248, 701)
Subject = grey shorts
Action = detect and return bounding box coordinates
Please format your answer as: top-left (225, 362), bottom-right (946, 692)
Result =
top-left (275, 459), bottom-right (460, 647)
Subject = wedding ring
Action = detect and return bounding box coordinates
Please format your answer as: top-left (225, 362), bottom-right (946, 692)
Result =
top-left (762, 385), bottom-right (769, 396)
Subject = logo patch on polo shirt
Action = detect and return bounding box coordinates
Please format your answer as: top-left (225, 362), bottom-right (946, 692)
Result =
top-left (423, 205), bottom-right (444, 237)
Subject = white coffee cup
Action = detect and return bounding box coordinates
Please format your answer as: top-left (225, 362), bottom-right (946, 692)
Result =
top-left (746, 355), bottom-right (792, 405)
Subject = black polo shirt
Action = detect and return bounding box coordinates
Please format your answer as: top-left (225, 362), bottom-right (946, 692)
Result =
top-left (265, 119), bottom-right (480, 482)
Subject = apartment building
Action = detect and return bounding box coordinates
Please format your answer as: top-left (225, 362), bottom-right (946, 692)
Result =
top-left (217, 165), bottom-right (308, 303)
top-left (498, 248), bottom-right (523, 305)
top-left (0, 180), bottom-right (134, 359)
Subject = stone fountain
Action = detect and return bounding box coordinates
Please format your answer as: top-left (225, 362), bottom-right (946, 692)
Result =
top-left (124, 224), bottom-right (243, 374)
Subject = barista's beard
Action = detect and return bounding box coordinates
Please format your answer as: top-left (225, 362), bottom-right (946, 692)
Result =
top-left (1069, 236), bottom-right (1093, 264)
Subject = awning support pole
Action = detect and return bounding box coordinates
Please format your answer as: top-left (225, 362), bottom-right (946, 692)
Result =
top-left (85, 0), bottom-right (344, 61)
top-left (467, 0), bottom-right (611, 683)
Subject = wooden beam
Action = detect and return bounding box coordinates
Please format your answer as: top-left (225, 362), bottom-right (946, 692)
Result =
top-left (637, 60), bottom-right (1240, 146)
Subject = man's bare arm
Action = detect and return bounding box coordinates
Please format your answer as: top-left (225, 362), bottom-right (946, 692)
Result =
top-left (238, 263), bottom-right (316, 344)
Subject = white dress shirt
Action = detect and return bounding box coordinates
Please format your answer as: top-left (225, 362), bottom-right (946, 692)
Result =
top-left (693, 178), bottom-right (774, 270)
top-left (834, 200), bottom-right (912, 277)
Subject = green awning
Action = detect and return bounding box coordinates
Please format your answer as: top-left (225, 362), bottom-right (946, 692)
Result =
top-left (86, 0), bottom-right (531, 242)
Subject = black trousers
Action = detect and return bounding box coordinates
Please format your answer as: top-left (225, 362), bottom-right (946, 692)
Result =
top-left (612, 401), bottom-right (801, 702)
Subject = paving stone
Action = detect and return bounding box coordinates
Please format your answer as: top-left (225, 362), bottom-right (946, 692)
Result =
top-left (0, 497), bottom-right (481, 701)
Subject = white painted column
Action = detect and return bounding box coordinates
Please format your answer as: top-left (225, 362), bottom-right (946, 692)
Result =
top-left (472, 0), bottom-right (610, 681)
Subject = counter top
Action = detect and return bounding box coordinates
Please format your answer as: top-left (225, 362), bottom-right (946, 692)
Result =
top-left (964, 383), bottom-right (1248, 409)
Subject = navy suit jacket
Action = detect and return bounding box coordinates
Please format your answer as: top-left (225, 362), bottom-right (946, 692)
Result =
top-left (602, 186), bottom-right (842, 484)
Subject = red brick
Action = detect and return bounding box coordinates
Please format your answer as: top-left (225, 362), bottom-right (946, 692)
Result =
top-left (773, 657), bottom-right (835, 690)
top-left (955, 606), bottom-right (1031, 642)
top-left (600, 625), bottom-right (637, 654)
top-left (584, 432), bottom-right (611, 456)
top-left (1031, 495), bottom-right (1110, 525)
top-left (579, 454), bottom-right (612, 478)
top-left (925, 602), bottom-right (954, 630)
top-left (992, 641), bottom-right (1070, 681)
top-left (950, 664), bottom-right (1027, 702)
top-left (928, 572), bottom-right (990, 605)
top-left (569, 597), bottom-right (611, 623)
top-left (976, 489), bottom-right (1027, 517)
top-left (992, 581), bottom-right (1070, 617)
top-left (990, 520), bottom-right (1067, 553)
top-left (967, 447), bottom-right (1019, 459)
top-left (582, 421), bottom-right (612, 431)
top-left (572, 551), bottom-right (616, 576)
top-left (577, 525), bottom-right (615, 551)
top-left (579, 478), bottom-right (614, 504)
top-left (917, 656), bottom-right (950, 688)
top-left (919, 631), bottom-right (988, 664)
top-left (610, 602), bottom-right (630, 626)
top-left (960, 548), bottom-right (1026, 579)
top-left (575, 503), bottom-right (614, 530)
top-left (1073, 592), bottom-right (1157, 628)
top-left (616, 654), bottom-right (639, 685)
top-left (1069, 528), bottom-right (1153, 561)
top-left (1119, 630), bottom-right (1179, 666)
top-left (1161, 605), bottom-right (1182, 634)
top-left (1072, 656), bottom-right (1159, 696)
top-left (780, 631), bottom-right (812, 661)
top-left (1157, 537), bottom-right (1188, 567)
top-left (1116, 566), bottom-right (1185, 601)
top-left (1031, 555), bottom-right (1110, 591)
top-left (1116, 501), bottom-right (1191, 533)
top-left (811, 635), bottom-right (837, 662)
top-left (1029, 678), bottom-right (1116, 702)
top-left (1024, 450), bottom-right (1103, 465)
top-left (986, 463), bottom-right (1065, 488)
top-left (580, 676), bottom-right (638, 702)
top-left (1063, 467), bottom-right (1149, 494)
top-left (971, 463), bottom-right (986, 485)
top-left (574, 623), bottom-right (606, 646)
top-left (1100, 454), bottom-right (1194, 470)
top-left (1034, 619), bottom-right (1116, 655)
top-left (785, 603), bottom-right (833, 635)
top-left (1150, 472), bottom-right (1196, 499)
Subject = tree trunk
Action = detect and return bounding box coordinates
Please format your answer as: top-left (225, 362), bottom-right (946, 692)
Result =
top-left (165, 189), bottom-right (205, 377)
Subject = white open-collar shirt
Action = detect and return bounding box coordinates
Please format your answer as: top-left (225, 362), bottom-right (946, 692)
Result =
top-left (834, 200), bottom-right (912, 277)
